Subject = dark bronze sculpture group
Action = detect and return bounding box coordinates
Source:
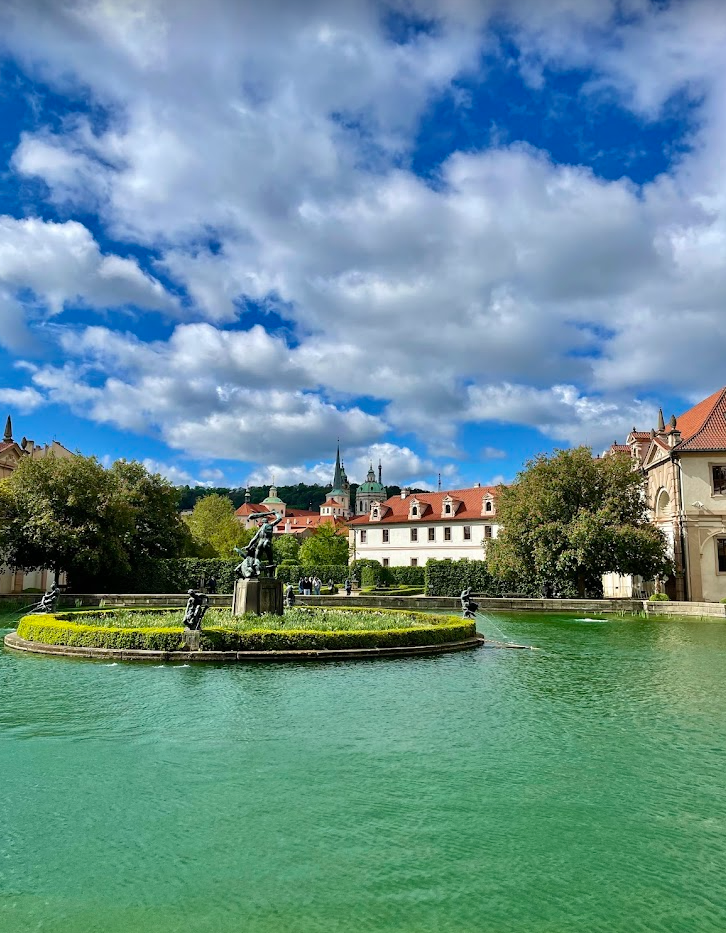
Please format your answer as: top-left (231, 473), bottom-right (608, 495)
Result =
top-left (233, 514), bottom-right (282, 579)
top-left (460, 588), bottom-right (478, 620)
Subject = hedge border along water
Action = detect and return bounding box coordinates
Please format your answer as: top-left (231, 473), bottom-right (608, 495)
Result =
top-left (15, 609), bottom-right (476, 653)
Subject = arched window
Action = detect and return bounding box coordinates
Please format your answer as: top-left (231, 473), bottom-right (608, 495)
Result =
top-left (485, 501), bottom-right (492, 512)
top-left (412, 506), bottom-right (418, 516)
top-left (445, 504), bottom-right (451, 514)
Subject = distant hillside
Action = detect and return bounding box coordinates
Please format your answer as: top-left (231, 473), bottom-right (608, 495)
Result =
top-left (177, 483), bottom-right (430, 512)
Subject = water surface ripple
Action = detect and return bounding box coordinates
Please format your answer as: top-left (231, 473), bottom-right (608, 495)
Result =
top-left (2, 613), bottom-right (726, 932)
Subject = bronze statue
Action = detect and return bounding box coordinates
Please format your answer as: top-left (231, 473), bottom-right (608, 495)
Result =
top-left (234, 552), bottom-right (262, 579)
top-left (183, 590), bottom-right (209, 630)
top-left (29, 582), bottom-right (60, 615)
top-left (245, 512), bottom-right (283, 569)
top-left (460, 587), bottom-right (478, 620)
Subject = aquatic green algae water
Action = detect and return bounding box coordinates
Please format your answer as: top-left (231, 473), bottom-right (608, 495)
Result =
top-left (2, 612), bottom-right (726, 933)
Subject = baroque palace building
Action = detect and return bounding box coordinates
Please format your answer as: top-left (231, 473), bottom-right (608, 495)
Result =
top-left (0, 415), bottom-right (73, 594)
top-left (604, 386), bottom-right (726, 602)
top-left (349, 485), bottom-right (500, 567)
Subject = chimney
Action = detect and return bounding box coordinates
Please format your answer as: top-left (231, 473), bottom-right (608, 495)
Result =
top-left (400, 489), bottom-right (406, 499)
top-left (474, 481), bottom-right (480, 488)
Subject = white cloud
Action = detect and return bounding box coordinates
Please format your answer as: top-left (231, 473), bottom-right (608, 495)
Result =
top-left (0, 216), bottom-right (177, 348)
top-left (0, 385), bottom-right (45, 413)
top-left (141, 458), bottom-right (218, 488)
top-left (3, 0), bottom-right (726, 462)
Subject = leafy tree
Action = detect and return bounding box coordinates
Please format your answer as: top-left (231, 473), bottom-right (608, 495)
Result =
top-left (273, 533), bottom-right (300, 564)
top-left (184, 494), bottom-right (251, 558)
top-left (486, 446), bottom-right (671, 597)
top-left (299, 523), bottom-right (350, 567)
top-left (0, 455), bottom-right (188, 588)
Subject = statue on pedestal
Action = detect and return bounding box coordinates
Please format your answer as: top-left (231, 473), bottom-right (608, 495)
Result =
top-left (183, 590), bottom-right (209, 630)
top-left (243, 513), bottom-right (283, 572)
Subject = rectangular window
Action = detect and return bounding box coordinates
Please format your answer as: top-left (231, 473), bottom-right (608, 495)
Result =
top-left (428, 527), bottom-right (435, 541)
top-left (382, 529), bottom-right (389, 543)
top-left (718, 539), bottom-right (726, 573)
top-left (410, 528), bottom-right (418, 542)
top-left (484, 525), bottom-right (492, 539)
top-left (714, 465), bottom-right (726, 495)
top-left (463, 526), bottom-right (471, 540)
top-left (411, 558), bottom-right (418, 567)
top-left (444, 527), bottom-right (451, 541)
top-left (360, 529), bottom-right (366, 543)
top-left (382, 558), bottom-right (389, 567)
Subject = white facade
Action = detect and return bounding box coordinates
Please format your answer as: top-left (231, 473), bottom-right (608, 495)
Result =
top-left (350, 519), bottom-right (499, 566)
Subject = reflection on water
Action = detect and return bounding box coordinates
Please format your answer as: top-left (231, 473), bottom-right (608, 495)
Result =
top-left (2, 614), bottom-right (726, 932)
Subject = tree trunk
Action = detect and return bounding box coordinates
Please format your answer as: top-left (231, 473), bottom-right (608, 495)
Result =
top-left (577, 572), bottom-right (585, 598)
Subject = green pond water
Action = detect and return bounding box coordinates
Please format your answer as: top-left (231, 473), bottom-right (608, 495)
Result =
top-left (2, 611), bottom-right (726, 933)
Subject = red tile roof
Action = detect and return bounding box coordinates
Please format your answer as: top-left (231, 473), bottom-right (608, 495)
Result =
top-left (234, 502), bottom-right (271, 517)
top-left (608, 444), bottom-right (631, 454)
top-left (348, 486), bottom-right (499, 525)
top-left (668, 387), bottom-right (726, 451)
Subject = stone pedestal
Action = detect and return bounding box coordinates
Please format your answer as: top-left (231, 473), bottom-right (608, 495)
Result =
top-left (183, 629), bottom-right (201, 651)
top-left (232, 577), bottom-right (284, 616)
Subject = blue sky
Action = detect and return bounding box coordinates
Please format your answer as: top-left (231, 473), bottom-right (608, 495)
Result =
top-left (1, 0), bottom-right (725, 490)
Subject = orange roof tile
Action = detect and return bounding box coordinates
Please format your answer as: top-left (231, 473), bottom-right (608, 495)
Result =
top-left (348, 486), bottom-right (499, 525)
top-left (668, 387), bottom-right (726, 451)
top-left (234, 502), bottom-right (271, 516)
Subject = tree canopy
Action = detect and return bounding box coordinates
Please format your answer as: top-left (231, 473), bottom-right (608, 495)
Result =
top-left (486, 447), bottom-right (671, 597)
top-left (299, 522), bottom-right (350, 567)
top-left (0, 455), bottom-right (188, 589)
top-left (183, 494), bottom-right (252, 557)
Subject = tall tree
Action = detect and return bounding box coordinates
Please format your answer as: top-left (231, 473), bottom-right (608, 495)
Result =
top-left (0, 455), bottom-right (189, 588)
top-left (273, 533), bottom-right (300, 564)
top-left (299, 523), bottom-right (350, 567)
top-left (486, 447), bottom-right (671, 597)
top-left (184, 494), bottom-right (251, 557)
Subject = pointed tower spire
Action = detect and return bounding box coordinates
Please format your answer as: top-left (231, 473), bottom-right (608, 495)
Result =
top-left (657, 408), bottom-right (665, 432)
top-left (3, 415), bottom-right (11, 442)
top-left (332, 440), bottom-right (343, 490)
top-left (378, 459), bottom-right (382, 485)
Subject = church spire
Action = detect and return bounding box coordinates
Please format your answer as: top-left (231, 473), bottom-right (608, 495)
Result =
top-left (332, 440), bottom-right (344, 490)
top-left (3, 415), bottom-right (11, 442)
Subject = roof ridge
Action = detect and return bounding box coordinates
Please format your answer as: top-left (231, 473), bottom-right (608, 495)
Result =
top-left (677, 386), bottom-right (726, 449)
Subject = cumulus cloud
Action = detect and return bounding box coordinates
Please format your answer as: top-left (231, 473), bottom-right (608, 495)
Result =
top-left (0, 216), bottom-right (177, 348)
top-left (141, 458), bottom-right (220, 488)
top-left (2, 0), bottom-right (726, 466)
top-left (0, 385), bottom-right (44, 413)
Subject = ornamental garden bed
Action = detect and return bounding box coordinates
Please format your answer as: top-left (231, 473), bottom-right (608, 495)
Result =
top-left (5, 606), bottom-right (481, 661)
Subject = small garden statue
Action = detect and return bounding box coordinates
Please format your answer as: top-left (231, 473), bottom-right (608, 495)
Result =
top-left (183, 589), bottom-right (209, 630)
top-left (285, 583), bottom-right (296, 608)
top-left (460, 587), bottom-right (478, 620)
top-left (30, 582), bottom-right (60, 615)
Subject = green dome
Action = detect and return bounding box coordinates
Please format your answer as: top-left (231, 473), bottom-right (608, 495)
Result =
top-left (359, 481), bottom-right (385, 493)
top-left (262, 495), bottom-right (284, 505)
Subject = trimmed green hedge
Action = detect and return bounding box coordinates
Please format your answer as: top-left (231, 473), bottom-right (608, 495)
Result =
top-left (273, 565), bottom-right (350, 585)
top-left (425, 558), bottom-right (507, 597)
top-left (359, 563), bottom-right (426, 588)
top-left (649, 593), bottom-right (670, 601)
top-left (17, 613), bottom-right (475, 652)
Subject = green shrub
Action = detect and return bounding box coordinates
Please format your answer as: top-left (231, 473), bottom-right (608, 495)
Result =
top-left (649, 593), bottom-right (670, 601)
top-left (274, 565), bottom-right (349, 585)
top-left (425, 558), bottom-right (507, 597)
top-left (17, 611), bottom-right (475, 652)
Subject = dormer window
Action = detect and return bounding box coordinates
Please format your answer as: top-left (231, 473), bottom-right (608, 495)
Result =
top-left (412, 506), bottom-right (418, 516)
top-left (444, 504), bottom-right (451, 514)
top-left (485, 501), bottom-right (492, 512)
top-left (372, 508), bottom-right (379, 519)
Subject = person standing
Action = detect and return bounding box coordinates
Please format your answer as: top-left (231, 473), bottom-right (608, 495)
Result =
top-left (345, 578), bottom-right (352, 596)
top-left (313, 575), bottom-right (321, 596)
